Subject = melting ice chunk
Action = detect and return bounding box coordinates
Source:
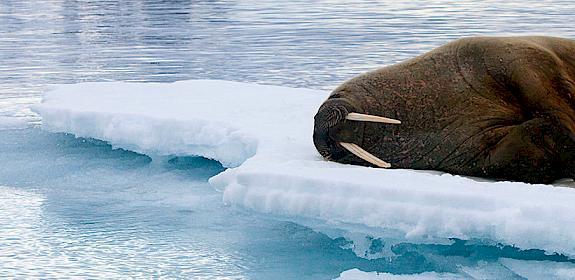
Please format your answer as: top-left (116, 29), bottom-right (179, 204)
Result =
top-left (33, 80), bottom-right (575, 258)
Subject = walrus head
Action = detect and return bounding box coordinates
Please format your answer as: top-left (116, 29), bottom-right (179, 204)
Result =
top-left (313, 96), bottom-right (401, 168)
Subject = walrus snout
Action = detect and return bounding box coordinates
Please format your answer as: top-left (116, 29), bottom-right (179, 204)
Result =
top-left (313, 98), bottom-right (356, 160)
top-left (313, 98), bottom-right (400, 167)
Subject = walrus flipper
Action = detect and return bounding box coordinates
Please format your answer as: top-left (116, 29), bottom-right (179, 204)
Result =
top-left (479, 118), bottom-right (565, 184)
top-left (490, 39), bottom-right (575, 182)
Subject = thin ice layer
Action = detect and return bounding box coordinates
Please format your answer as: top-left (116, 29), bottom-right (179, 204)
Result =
top-left (33, 80), bottom-right (575, 257)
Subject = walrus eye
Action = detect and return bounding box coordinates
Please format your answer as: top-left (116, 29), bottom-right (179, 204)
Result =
top-left (339, 142), bottom-right (391, 168)
top-left (345, 112), bottom-right (401, 124)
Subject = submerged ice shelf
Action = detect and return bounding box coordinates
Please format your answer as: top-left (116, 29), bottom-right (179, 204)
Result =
top-left (33, 80), bottom-right (575, 258)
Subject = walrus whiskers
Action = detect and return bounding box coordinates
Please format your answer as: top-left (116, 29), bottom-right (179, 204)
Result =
top-left (339, 142), bottom-right (391, 168)
top-left (345, 112), bottom-right (401, 124)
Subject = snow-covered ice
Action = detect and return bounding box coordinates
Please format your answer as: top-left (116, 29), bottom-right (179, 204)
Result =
top-left (335, 269), bottom-right (464, 279)
top-left (33, 80), bottom-right (575, 258)
top-left (336, 259), bottom-right (575, 280)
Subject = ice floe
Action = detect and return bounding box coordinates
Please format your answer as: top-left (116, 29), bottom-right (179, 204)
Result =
top-left (33, 80), bottom-right (575, 258)
top-left (335, 269), bottom-right (464, 279)
top-left (336, 259), bottom-right (575, 280)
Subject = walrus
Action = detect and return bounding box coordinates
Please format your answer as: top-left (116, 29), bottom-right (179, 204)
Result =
top-left (313, 36), bottom-right (575, 184)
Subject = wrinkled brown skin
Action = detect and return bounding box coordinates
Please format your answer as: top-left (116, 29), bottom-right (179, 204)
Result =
top-left (313, 36), bottom-right (575, 184)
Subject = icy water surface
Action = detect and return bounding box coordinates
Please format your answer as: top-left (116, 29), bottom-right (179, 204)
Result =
top-left (2, 0), bottom-right (575, 279)
top-left (0, 129), bottom-right (365, 279)
top-left (2, 0), bottom-right (575, 122)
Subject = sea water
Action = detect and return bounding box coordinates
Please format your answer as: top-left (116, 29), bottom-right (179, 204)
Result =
top-left (1, 0), bottom-right (575, 279)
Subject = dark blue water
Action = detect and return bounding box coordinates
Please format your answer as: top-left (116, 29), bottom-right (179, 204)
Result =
top-left (1, 0), bottom-right (575, 278)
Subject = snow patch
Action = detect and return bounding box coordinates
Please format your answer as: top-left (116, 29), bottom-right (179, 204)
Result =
top-left (33, 80), bottom-right (575, 257)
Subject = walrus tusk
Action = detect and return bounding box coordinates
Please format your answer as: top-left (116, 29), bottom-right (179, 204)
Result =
top-left (346, 112), bottom-right (401, 124)
top-left (339, 142), bottom-right (391, 168)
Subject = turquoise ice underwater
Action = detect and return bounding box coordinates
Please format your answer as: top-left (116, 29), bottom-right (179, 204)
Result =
top-left (2, 0), bottom-right (575, 279)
